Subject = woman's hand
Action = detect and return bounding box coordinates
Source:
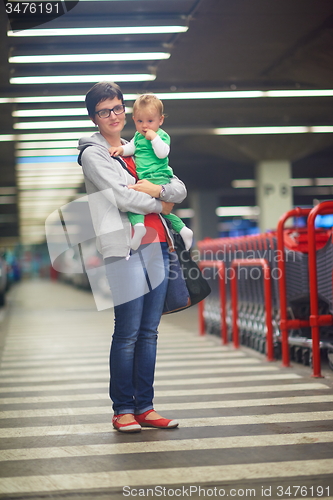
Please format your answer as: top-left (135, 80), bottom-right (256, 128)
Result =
top-left (128, 179), bottom-right (162, 198)
top-left (161, 201), bottom-right (174, 215)
top-left (128, 180), bottom-right (174, 214)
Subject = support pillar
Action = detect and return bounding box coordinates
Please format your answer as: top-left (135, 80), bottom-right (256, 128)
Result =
top-left (255, 160), bottom-right (293, 232)
top-left (190, 190), bottom-right (220, 241)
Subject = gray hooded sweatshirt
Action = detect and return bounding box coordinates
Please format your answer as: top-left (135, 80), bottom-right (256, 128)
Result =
top-left (78, 132), bottom-right (187, 259)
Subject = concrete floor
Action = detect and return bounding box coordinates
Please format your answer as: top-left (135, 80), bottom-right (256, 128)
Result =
top-left (0, 280), bottom-right (333, 500)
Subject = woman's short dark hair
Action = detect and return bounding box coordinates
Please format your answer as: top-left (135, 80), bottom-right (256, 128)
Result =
top-left (85, 81), bottom-right (124, 118)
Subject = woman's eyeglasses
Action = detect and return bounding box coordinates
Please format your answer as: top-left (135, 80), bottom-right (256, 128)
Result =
top-left (95, 105), bottom-right (125, 118)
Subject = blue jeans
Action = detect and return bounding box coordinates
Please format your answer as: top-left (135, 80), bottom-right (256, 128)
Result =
top-left (105, 243), bottom-right (169, 414)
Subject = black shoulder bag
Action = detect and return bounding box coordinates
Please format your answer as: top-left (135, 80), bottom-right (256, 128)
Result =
top-left (163, 233), bottom-right (211, 314)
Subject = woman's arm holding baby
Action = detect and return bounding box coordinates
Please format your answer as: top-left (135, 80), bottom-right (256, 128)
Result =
top-left (128, 176), bottom-right (186, 203)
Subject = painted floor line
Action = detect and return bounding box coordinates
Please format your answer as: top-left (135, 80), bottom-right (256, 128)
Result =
top-left (1, 411), bottom-right (333, 438)
top-left (0, 459), bottom-right (332, 494)
top-left (0, 357), bottom-right (260, 370)
top-left (3, 345), bottom-right (220, 356)
top-left (1, 364), bottom-right (271, 378)
top-left (4, 328), bottom-right (193, 336)
top-left (1, 395), bottom-right (333, 419)
top-left (1, 431), bottom-right (333, 462)
top-left (1, 351), bottom-right (245, 362)
top-left (3, 332), bottom-right (201, 342)
top-left (154, 383), bottom-right (330, 397)
top-left (2, 336), bottom-right (211, 345)
top-left (0, 382), bottom-right (329, 399)
top-left (130, 358), bottom-right (259, 368)
top-left (155, 366), bottom-right (278, 376)
top-left (1, 344), bottom-right (237, 363)
top-left (0, 372), bottom-right (302, 385)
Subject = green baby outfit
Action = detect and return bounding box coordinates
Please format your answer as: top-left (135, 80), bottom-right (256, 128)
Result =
top-left (125, 129), bottom-right (185, 233)
top-left (134, 129), bottom-right (173, 183)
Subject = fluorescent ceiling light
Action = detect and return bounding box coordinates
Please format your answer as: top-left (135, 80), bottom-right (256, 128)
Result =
top-left (0, 96), bottom-right (85, 104)
top-left (175, 208), bottom-right (194, 218)
top-left (0, 196), bottom-right (16, 204)
top-left (216, 206), bottom-right (260, 217)
top-left (18, 167), bottom-right (79, 173)
top-left (15, 133), bottom-right (86, 141)
top-left (13, 108), bottom-right (92, 117)
top-left (161, 91), bottom-right (264, 99)
top-left (20, 214), bottom-right (55, 220)
top-left (20, 193), bottom-right (83, 201)
top-left (2, 89), bottom-right (333, 105)
top-left (290, 178), bottom-right (313, 187)
top-left (0, 187), bottom-right (16, 195)
top-left (20, 182), bottom-right (80, 189)
top-left (19, 210), bottom-right (49, 217)
top-left (0, 135), bottom-right (16, 141)
top-left (18, 180), bottom-right (82, 186)
top-left (315, 178), bottom-right (333, 186)
top-left (17, 174), bottom-right (83, 180)
top-left (20, 208), bottom-right (59, 213)
top-left (231, 179), bottom-right (256, 188)
top-left (150, 89), bottom-right (333, 99)
top-left (21, 236), bottom-right (45, 243)
top-left (214, 126), bottom-right (309, 135)
top-left (311, 126), bottom-right (333, 133)
top-left (14, 120), bottom-right (94, 130)
top-left (8, 26), bottom-right (188, 37)
top-left (21, 221), bottom-right (59, 226)
top-left (4, 133), bottom-right (82, 141)
top-left (9, 52), bottom-right (170, 64)
top-left (16, 149), bottom-right (80, 156)
top-left (17, 158), bottom-right (77, 165)
top-left (13, 107), bottom-right (132, 118)
top-left (20, 214), bottom-right (58, 219)
top-left (17, 167), bottom-right (81, 173)
top-left (0, 215), bottom-right (17, 223)
top-left (19, 225), bottom-right (45, 231)
top-left (18, 172), bottom-right (81, 178)
top-left (266, 90), bottom-right (333, 97)
top-left (18, 180), bottom-right (80, 186)
top-left (18, 173), bottom-right (81, 179)
top-left (16, 140), bottom-right (78, 149)
top-left (231, 178), bottom-right (333, 188)
top-left (20, 227), bottom-right (46, 233)
top-left (19, 187), bottom-right (82, 192)
top-left (22, 238), bottom-right (45, 244)
top-left (10, 74), bottom-right (156, 85)
top-left (211, 125), bottom-right (328, 135)
top-left (215, 126), bottom-right (314, 135)
top-left (20, 189), bottom-right (77, 196)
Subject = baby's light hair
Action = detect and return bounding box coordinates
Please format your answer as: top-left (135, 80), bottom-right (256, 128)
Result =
top-left (133, 94), bottom-right (164, 116)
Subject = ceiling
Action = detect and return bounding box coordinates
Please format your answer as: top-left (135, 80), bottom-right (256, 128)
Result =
top-left (0, 0), bottom-right (333, 245)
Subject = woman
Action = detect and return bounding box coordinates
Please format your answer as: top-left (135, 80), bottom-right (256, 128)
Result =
top-left (78, 82), bottom-right (187, 432)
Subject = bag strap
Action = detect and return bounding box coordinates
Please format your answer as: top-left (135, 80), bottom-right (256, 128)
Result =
top-left (77, 145), bottom-right (89, 166)
top-left (77, 144), bottom-right (133, 176)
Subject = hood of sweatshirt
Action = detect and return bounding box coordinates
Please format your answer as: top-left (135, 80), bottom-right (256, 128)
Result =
top-left (77, 132), bottom-right (111, 165)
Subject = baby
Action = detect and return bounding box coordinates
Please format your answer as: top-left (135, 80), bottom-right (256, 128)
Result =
top-left (109, 94), bottom-right (193, 250)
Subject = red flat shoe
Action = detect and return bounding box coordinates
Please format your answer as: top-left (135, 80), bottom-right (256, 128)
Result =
top-left (112, 414), bottom-right (141, 433)
top-left (135, 409), bottom-right (179, 429)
